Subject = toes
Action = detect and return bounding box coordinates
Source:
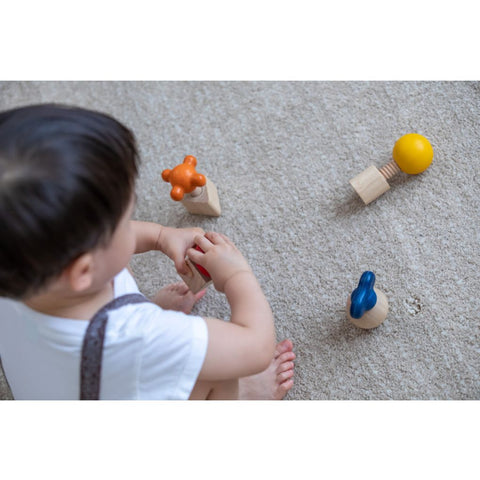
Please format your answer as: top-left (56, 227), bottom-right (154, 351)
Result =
top-left (274, 378), bottom-right (294, 399)
top-left (180, 288), bottom-right (207, 314)
top-left (277, 361), bottom-right (295, 374)
top-left (174, 282), bottom-right (190, 294)
top-left (164, 282), bottom-right (189, 293)
top-left (276, 351), bottom-right (296, 365)
top-left (278, 378), bottom-right (294, 393)
top-left (277, 369), bottom-right (294, 383)
top-left (194, 289), bottom-right (207, 301)
top-left (274, 339), bottom-right (294, 358)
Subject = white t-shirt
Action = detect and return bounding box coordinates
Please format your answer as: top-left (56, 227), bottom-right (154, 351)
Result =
top-left (0, 269), bottom-right (208, 400)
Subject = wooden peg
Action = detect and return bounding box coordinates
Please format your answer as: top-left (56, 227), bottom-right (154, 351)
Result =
top-left (350, 133), bottom-right (434, 204)
top-left (179, 245), bottom-right (212, 294)
top-left (181, 178), bottom-right (221, 216)
top-left (162, 155), bottom-right (221, 216)
top-left (349, 164), bottom-right (393, 205)
top-left (179, 257), bottom-right (212, 294)
top-left (346, 271), bottom-right (389, 329)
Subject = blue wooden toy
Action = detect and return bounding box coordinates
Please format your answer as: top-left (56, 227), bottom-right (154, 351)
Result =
top-left (346, 271), bottom-right (389, 329)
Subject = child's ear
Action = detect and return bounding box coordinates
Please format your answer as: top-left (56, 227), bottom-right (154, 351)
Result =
top-left (64, 253), bottom-right (95, 292)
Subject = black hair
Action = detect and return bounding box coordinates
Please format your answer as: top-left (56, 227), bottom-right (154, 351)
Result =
top-left (0, 104), bottom-right (139, 299)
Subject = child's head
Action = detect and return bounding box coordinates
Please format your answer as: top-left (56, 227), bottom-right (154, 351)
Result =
top-left (0, 104), bottom-right (139, 299)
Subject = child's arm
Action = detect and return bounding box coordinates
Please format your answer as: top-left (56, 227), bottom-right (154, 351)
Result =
top-left (186, 232), bottom-right (276, 380)
top-left (131, 221), bottom-right (204, 275)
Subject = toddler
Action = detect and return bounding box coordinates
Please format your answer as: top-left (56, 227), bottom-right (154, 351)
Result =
top-left (0, 104), bottom-right (295, 400)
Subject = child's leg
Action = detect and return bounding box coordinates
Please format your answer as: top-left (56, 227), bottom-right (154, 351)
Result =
top-left (190, 340), bottom-right (295, 400)
top-left (238, 339), bottom-right (295, 400)
top-left (189, 378), bottom-right (239, 400)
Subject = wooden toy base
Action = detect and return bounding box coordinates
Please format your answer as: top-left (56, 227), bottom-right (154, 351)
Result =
top-left (349, 165), bottom-right (390, 205)
top-left (346, 288), bottom-right (389, 329)
top-left (179, 257), bottom-right (212, 294)
top-left (181, 178), bottom-right (221, 216)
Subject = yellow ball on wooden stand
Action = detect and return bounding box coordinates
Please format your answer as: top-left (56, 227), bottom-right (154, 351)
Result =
top-left (349, 133), bottom-right (434, 204)
top-left (392, 133), bottom-right (434, 174)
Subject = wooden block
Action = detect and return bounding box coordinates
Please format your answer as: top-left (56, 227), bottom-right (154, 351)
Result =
top-left (181, 177), bottom-right (221, 216)
top-left (349, 165), bottom-right (390, 205)
top-left (179, 257), bottom-right (212, 294)
top-left (346, 288), bottom-right (389, 329)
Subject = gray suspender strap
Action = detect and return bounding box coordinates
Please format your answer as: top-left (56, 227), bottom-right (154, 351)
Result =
top-left (80, 293), bottom-right (150, 400)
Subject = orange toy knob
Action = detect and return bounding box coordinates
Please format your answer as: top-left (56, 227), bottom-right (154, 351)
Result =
top-left (162, 155), bottom-right (207, 201)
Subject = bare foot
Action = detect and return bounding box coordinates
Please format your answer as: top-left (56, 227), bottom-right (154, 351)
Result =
top-left (152, 282), bottom-right (206, 314)
top-left (238, 339), bottom-right (295, 400)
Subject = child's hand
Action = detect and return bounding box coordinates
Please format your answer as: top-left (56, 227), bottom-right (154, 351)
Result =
top-left (187, 232), bottom-right (253, 293)
top-left (156, 226), bottom-right (205, 276)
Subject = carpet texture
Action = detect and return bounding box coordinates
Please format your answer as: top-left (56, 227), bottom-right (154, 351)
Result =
top-left (1, 81), bottom-right (478, 400)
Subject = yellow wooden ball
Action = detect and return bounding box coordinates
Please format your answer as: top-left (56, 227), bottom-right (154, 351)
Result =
top-left (392, 133), bottom-right (434, 174)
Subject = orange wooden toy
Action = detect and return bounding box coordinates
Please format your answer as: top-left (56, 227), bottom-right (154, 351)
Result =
top-left (161, 155), bottom-right (207, 201)
top-left (161, 155), bottom-right (221, 216)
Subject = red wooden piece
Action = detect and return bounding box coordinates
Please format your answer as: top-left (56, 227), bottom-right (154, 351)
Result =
top-left (193, 245), bottom-right (210, 278)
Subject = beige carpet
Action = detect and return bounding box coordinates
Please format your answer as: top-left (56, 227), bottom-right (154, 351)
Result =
top-left (1, 81), bottom-right (479, 400)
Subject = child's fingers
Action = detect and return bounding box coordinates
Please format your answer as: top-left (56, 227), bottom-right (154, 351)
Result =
top-left (204, 231), bottom-right (229, 245)
top-left (175, 257), bottom-right (190, 276)
top-left (194, 234), bottom-right (213, 251)
top-left (209, 232), bottom-right (237, 250)
top-left (186, 247), bottom-right (203, 263)
top-left (217, 232), bottom-right (235, 246)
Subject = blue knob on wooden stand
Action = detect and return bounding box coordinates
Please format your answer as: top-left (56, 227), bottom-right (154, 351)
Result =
top-left (346, 271), bottom-right (389, 329)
